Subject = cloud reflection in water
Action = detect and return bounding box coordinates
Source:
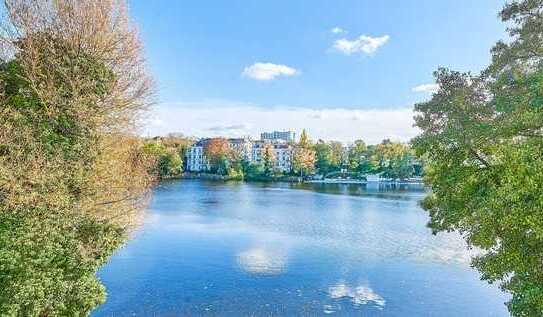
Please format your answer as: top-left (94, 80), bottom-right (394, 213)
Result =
top-left (237, 247), bottom-right (287, 275)
top-left (327, 281), bottom-right (385, 311)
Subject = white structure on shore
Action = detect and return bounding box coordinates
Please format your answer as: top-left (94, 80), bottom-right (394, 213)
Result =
top-left (365, 174), bottom-right (382, 182)
top-left (185, 136), bottom-right (293, 172)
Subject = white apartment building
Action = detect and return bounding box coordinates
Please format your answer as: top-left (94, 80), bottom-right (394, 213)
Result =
top-left (251, 140), bottom-right (293, 172)
top-left (185, 137), bottom-right (293, 173)
top-left (186, 139), bottom-right (209, 172)
top-left (228, 138), bottom-right (253, 161)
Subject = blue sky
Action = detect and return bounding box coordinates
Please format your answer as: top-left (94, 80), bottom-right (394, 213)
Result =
top-left (132, 0), bottom-right (507, 142)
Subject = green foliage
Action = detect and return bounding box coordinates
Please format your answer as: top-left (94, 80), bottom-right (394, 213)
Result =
top-left (242, 162), bottom-right (266, 181)
top-left (236, 159), bottom-right (291, 181)
top-left (372, 141), bottom-right (416, 179)
top-left (159, 153), bottom-right (183, 177)
top-left (313, 138), bottom-right (418, 179)
top-left (299, 129), bottom-right (311, 148)
top-left (262, 144), bottom-right (276, 177)
top-left (314, 142), bottom-right (334, 175)
top-left (203, 138), bottom-right (231, 175)
top-left (226, 160), bottom-right (245, 180)
top-left (0, 2), bottom-right (154, 314)
top-left (0, 211), bottom-right (124, 316)
top-left (0, 57), bottom-right (127, 315)
top-left (143, 142), bottom-right (184, 178)
top-left (346, 140), bottom-right (367, 172)
top-left (314, 141), bottom-right (344, 175)
top-left (413, 1), bottom-right (543, 315)
top-left (291, 130), bottom-right (316, 178)
top-left (226, 166), bottom-right (244, 180)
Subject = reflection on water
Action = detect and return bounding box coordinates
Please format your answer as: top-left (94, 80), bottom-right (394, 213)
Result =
top-left (237, 247), bottom-right (287, 275)
top-left (291, 182), bottom-right (426, 200)
top-left (93, 180), bottom-right (508, 316)
top-left (327, 281), bottom-right (386, 310)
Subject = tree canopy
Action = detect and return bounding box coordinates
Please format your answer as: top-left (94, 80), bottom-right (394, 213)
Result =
top-left (0, 0), bottom-right (154, 315)
top-left (293, 130), bottom-right (316, 177)
top-left (203, 138), bottom-right (232, 174)
top-left (143, 141), bottom-right (184, 178)
top-left (413, 1), bottom-right (543, 315)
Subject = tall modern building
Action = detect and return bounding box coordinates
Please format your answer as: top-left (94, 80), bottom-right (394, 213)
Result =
top-left (260, 131), bottom-right (296, 142)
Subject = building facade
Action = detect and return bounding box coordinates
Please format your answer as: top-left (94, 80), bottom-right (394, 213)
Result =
top-left (186, 139), bottom-right (210, 172)
top-left (251, 140), bottom-right (293, 172)
top-left (228, 138), bottom-right (253, 161)
top-left (260, 131), bottom-right (296, 143)
top-left (185, 137), bottom-right (293, 173)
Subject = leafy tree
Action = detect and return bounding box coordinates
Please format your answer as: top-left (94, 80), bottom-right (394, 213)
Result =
top-left (143, 142), bottom-right (183, 178)
top-left (387, 150), bottom-right (415, 180)
top-left (293, 147), bottom-right (316, 178)
top-left (299, 129), bottom-right (311, 148)
top-left (413, 1), bottom-right (543, 315)
top-left (160, 153), bottom-right (183, 177)
top-left (243, 162), bottom-right (266, 181)
top-left (314, 140), bottom-right (344, 175)
top-left (262, 143), bottom-right (277, 177)
top-left (370, 141), bottom-right (413, 179)
top-left (160, 134), bottom-right (194, 159)
top-left (226, 164), bottom-right (244, 180)
top-left (204, 138), bottom-right (231, 175)
top-left (329, 141), bottom-right (344, 170)
top-left (347, 139), bottom-right (368, 172)
top-left (292, 130), bottom-right (316, 178)
top-left (0, 1), bottom-right (154, 315)
top-left (143, 141), bottom-right (183, 178)
top-left (314, 141), bottom-right (333, 175)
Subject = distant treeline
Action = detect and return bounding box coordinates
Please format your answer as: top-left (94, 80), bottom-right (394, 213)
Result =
top-left (144, 130), bottom-right (424, 181)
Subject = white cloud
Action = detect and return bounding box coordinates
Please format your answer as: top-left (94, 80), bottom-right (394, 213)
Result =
top-left (333, 34), bottom-right (390, 55)
top-left (141, 100), bottom-right (419, 144)
top-left (308, 110), bottom-right (328, 120)
top-left (350, 110), bottom-right (372, 121)
top-left (412, 83), bottom-right (439, 93)
top-left (242, 62), bottom-right (299, 81)
top-left (207, 124), bottom-right (250, 132)
top-left (331, 26), bottom-right (346, 34)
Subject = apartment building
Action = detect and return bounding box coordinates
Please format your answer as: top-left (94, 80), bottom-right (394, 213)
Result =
top-left (228, 138), bottom-right (253, 161)
top-left (260, 131), bottom-right (296, 143)
top-left (251, 140), bottom-right (293, 172)
top-left (185, 136), bottom-right (293, 173)
top-left (186, 139), bottom-right (210, 172)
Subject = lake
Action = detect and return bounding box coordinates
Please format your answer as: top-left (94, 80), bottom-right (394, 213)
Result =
top-left (93, 180), bottom-right (509, 316)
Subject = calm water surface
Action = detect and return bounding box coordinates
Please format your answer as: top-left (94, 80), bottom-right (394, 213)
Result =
top-left (93, 180), bottom-right (509, 316)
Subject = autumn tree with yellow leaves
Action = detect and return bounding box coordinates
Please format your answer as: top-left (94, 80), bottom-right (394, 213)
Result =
top-left (0, 0), bottom-right (155, 315)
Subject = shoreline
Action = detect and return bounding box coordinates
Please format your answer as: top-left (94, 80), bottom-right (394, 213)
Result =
top-left (305, 179), bottom-right (424, 185)
top-left (179, 172), bottom-right (424, 185)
